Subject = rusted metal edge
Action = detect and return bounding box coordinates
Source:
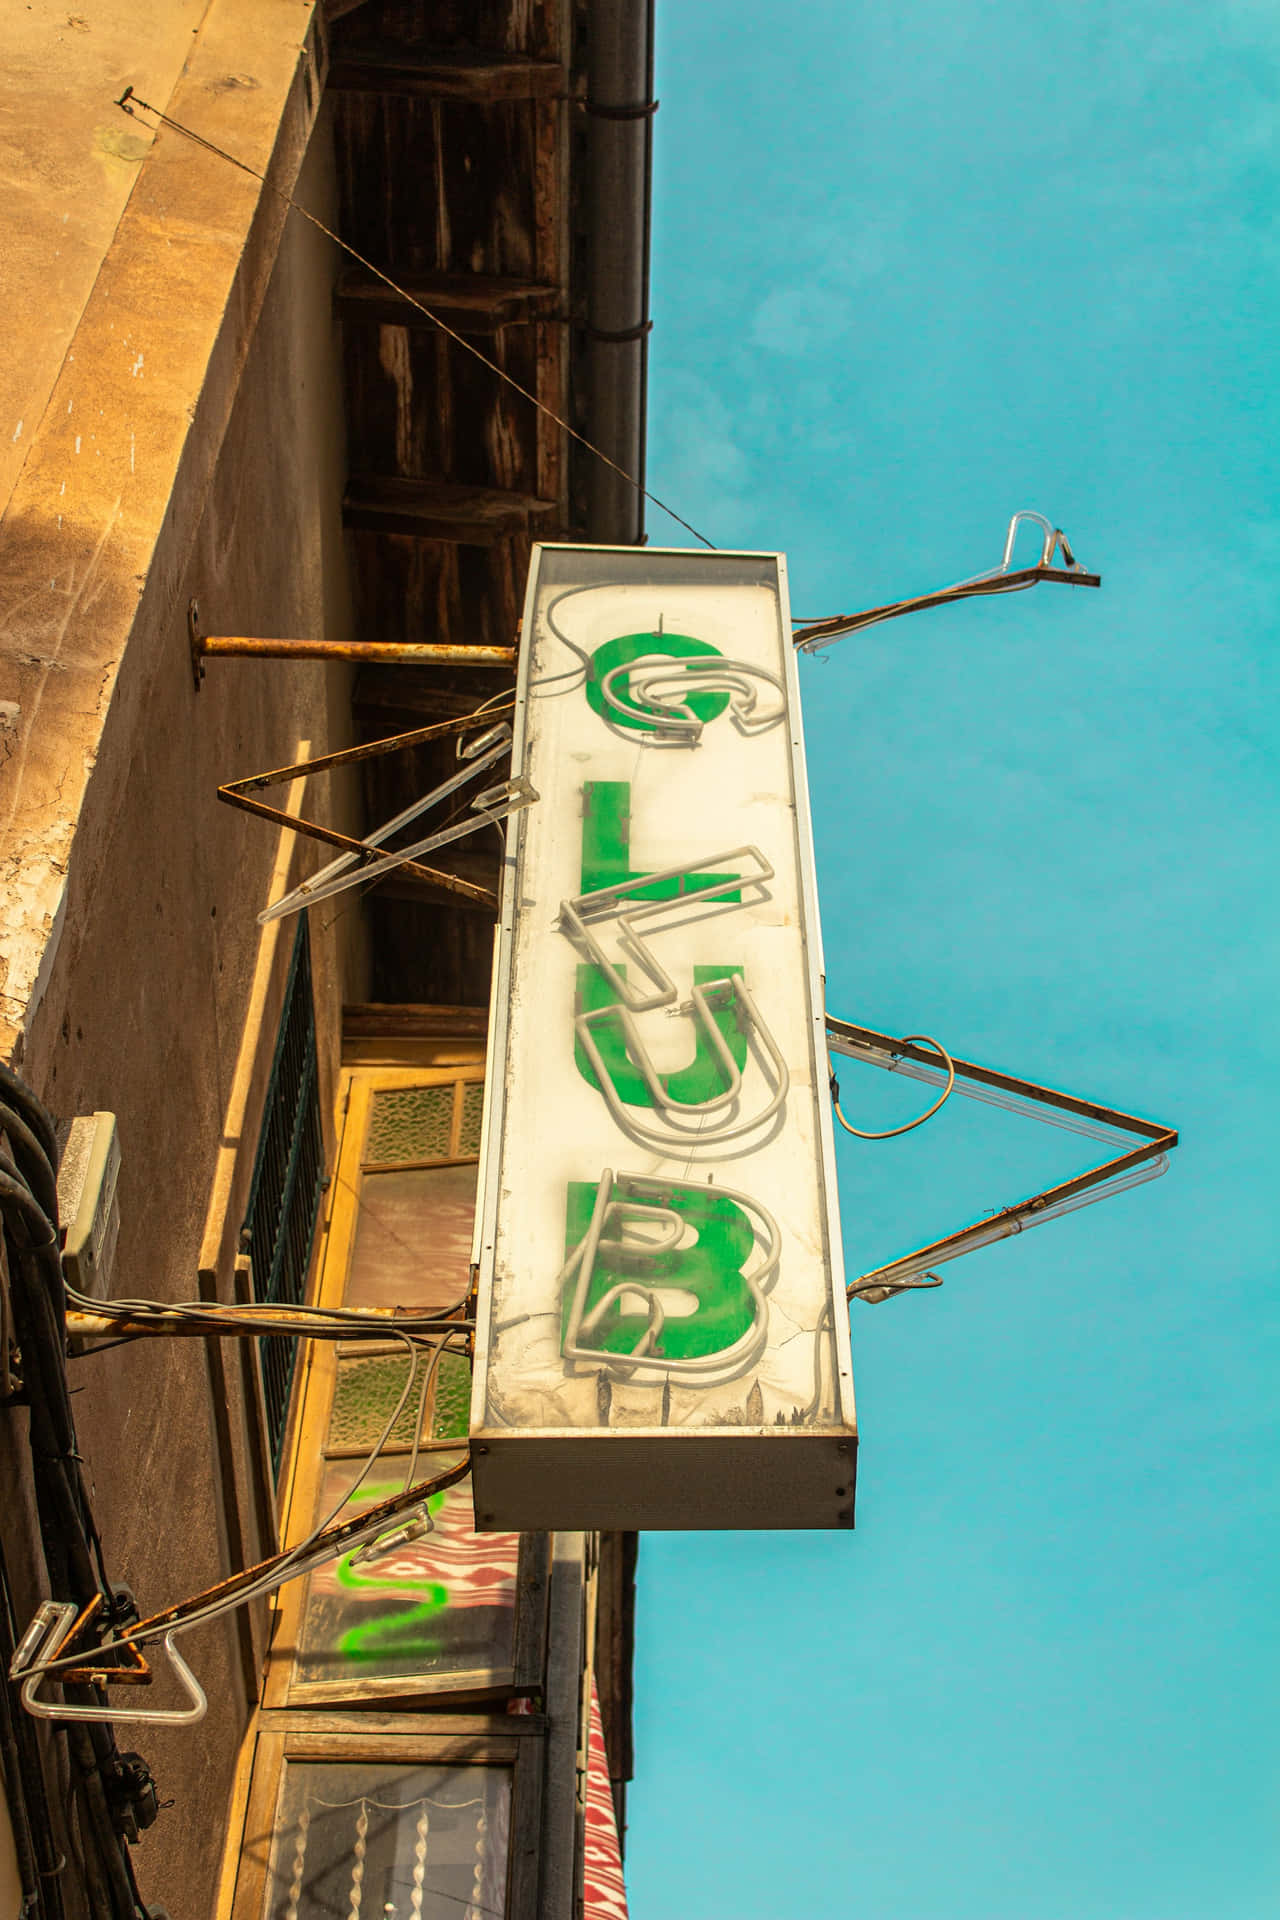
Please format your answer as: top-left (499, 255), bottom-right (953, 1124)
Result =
top-left (827, 1018), bottom-right (1171, 1138)
top-left (224, 705), bottom-right (515, 794)
top-left (123, 1456), bottom-right (473, 1648)
top-left (44, 1457), bottom-right (474, 1684)
top-left (215, 706), bottom-right (515, 909)
top-left (50, 1595), bottom-right (153, 1687)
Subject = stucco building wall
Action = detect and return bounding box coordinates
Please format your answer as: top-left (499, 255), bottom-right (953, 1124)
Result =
top-left (1, 40), bottom-right (369, 1908)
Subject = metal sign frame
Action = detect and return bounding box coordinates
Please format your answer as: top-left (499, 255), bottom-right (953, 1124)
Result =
top-left (469, 545), bottom-right (856, 1530)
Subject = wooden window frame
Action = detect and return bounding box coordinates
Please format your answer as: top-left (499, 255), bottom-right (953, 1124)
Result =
top-left (266, 1065), bottom-right (549, 1711)
top-left (224, 1714), bottom-right (546, 1920)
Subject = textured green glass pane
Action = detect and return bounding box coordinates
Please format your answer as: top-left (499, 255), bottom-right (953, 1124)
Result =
top-left (329, 1351), bottom-right (427, 1451)
top-left (458, 1081), bottom-right (484, 1155)
top-left (431, 1352), bottom-right (471, 1440)
top-left (365, 1085), bottom-right (453, 1164)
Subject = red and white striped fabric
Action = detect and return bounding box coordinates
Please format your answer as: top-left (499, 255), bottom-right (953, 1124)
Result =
top-left (363, 1482), bottom-right (520, 1607)
top-left (584, 1679), bottom-right (628, 1920)
top-left (308, 1479), bottom-right (520, 1611)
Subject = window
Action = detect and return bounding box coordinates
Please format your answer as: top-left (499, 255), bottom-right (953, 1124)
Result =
top-left (229, 1725), bottom-right (543, 1920)
top-left (265, 1067), bottom-right (547, 1711)
top-left (219, 1059), bottom-right (551, 1920)
top-left (242, 918), bottom-right (327, 1470)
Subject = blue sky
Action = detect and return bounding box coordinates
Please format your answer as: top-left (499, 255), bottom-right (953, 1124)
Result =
top-left (626, 5), bottom-right (1279, 1917)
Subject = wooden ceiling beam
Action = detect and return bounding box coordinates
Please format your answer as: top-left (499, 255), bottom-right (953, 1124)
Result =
top-left (365, 863), bottom-right (501, 914)
top-left (352, 668), bottom-right (517, 720)
top-left (343, 1003), bottom-right (490, 1040)
top-left (329, 49), bottom-right (566, 102)
top-left (336, 270), bottom-right (563, 334)
top-left (344, 476), bottom-right (559, 544)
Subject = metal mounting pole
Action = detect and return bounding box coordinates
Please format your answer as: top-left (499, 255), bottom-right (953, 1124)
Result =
top-left (187, 601), bottom-right (515, 687)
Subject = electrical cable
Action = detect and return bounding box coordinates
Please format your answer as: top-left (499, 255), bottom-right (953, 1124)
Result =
top-left (401, 1335), bottom-right (450, 1501)
top-left (534, 584), bottom-right (606, 695)
top-left (794, 568), bottom-right (1049, 648)
top-left (830, 1033), bottom-right (956, 1139)
top-left (0, 1530), bottom-right (68, 1920)
top-left (0, 1078), bottom-right (145, 1917)
top-left (0, 1063), bottom-right (59, 1169)
top-left (61, 1272), bottom-right (473, 1341)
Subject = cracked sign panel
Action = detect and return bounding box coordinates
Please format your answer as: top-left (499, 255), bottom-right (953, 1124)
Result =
top-left (470, 547), bottom-right (856, 1529)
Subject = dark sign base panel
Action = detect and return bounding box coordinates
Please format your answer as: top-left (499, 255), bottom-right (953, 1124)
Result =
top-left (468, 1429), bottom-right (858, 1532)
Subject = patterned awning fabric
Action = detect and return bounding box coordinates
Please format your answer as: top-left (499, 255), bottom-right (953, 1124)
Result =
top-left (584, 1680), bottom-right (628, 1920)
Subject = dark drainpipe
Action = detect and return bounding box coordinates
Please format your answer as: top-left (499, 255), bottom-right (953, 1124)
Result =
top-left (581, 0), bottom-right (655, 545)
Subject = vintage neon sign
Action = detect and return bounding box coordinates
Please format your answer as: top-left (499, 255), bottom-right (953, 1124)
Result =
top-left (469, 547), bottom-right (857, 1529)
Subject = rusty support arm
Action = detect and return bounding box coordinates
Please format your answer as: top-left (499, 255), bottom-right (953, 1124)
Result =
top-left (215, 704), bottom-right (520, 913)
top-left (188, 594), bottom-right (515, 686)
top-left (18, 1456), bottom-right (473, 1696)
top-left (216, 787), bottom-right (500, 910)
top-left (826, 1016), bottom-right (1178, 1300)
top-left (197, 636), bottom-right (515, 667)
top-left (194, 633), bottom-right (514, 677)
top-left (66, 1306), bottom-right (473, 1342)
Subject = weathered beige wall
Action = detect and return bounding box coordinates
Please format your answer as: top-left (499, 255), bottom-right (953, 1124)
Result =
top-left (0, 0), bottom-right (325, 1049)
top-left (0, 24), bottom-right (373, 1910)
top-left (0, 0), bottom-right (210, 518)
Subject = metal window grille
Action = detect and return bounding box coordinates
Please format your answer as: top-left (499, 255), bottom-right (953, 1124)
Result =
top-left (242, 917), bottom-right (327, 1471)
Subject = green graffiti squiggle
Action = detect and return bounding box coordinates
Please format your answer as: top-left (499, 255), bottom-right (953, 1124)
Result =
top-left (331, 1481), bottom-right (450, 1664)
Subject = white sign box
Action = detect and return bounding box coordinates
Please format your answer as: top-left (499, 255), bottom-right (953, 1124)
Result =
top-left (470, 547), bottom-right (857, 1529)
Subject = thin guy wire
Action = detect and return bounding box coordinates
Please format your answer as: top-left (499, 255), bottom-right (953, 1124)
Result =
top-left (115, 89), bottom-right (717, 551)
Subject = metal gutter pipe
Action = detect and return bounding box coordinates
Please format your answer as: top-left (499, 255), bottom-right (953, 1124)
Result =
top-left (581, 0), bottom-right (655, 544)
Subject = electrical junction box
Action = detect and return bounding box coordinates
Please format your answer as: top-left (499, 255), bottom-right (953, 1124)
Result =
top-left (56, 1112), bottom-right (121, 1300)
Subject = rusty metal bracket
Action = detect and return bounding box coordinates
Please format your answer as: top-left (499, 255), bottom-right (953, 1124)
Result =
top-left (257, 750), bottom-right (537, 925)
top-left (826, 1015), bottom-right (1178, 1302)
top-left (187, 597), bottom-right (204, 690)
top-left (11, 1599), bottom-right (208, 1727)
top-left (10, 1456), bottom-right (471, 1723)
top-left (188, 598), bottom-right (515, 686)
top-left (216, 702), bottom-right (519, 913)
top-left (794, 510), bottom-right (1100, 653)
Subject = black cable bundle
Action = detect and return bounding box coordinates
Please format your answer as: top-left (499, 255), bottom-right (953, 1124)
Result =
top-left (0, 1062), bottom-right (151, 1920)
